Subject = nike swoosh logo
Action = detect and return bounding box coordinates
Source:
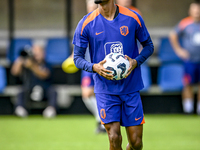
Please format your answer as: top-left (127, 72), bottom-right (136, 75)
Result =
top-left (96, 31), bottom-right (104, 35)
top-left (135, 117), bottom-right (142, 121)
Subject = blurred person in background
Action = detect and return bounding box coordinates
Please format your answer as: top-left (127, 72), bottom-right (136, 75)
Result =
top-left (116, 0), bottom-right (142, 15)
top-left (11, 45), bottom-right (57, 118)
top-left (169, 1), bottom-right (200, 115)
top-left (81, 0), bottom-right (106, 133)
top-left (64, 0), bottom-right (106, 133)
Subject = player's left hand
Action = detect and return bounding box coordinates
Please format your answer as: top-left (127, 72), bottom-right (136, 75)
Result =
top-left (124, 55), bottom-right (137, 78)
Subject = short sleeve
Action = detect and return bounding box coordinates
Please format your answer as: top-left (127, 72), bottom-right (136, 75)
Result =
top-left (72, 17), bottom-right (89, 48)
top-left (173, 17), bottom-right (193, 36)
top-left (174, 22), bottom-right (183, 36)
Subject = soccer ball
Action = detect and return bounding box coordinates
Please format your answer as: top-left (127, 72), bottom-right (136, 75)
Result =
top-left (103, 53), bottom-right (130, 80)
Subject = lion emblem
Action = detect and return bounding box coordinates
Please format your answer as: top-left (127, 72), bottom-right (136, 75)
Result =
top-left (120, 26), bottom-right (129, 36)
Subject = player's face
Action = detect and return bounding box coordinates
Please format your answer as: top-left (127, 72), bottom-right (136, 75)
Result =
top-left (189, 3), bottom-right (200, 21)
top-left (94, 0), bottom-right (109, 4)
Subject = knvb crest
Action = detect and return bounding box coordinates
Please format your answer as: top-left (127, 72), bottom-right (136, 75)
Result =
top-left (104, 41), bottom-right (123, 55)
top-left (120, 26), bottom-right (129, 36)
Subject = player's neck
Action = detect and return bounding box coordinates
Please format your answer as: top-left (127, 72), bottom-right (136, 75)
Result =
top-left (99, 2), bottom-right (116, 21)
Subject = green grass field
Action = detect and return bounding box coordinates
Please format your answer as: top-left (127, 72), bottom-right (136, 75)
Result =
top-left (0, 114), bottom-right (199, 150)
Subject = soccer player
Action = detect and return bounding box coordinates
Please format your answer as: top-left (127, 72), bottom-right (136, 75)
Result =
top-left (169, 1), bottom-right (200, 115)
top-left (73, 0), bottom-right (154, 149)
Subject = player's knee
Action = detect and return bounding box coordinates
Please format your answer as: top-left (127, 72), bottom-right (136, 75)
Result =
top-left (82, 92), bottom-right (90, 99)
top-left (82, 92), bottom-right (93, 99)
top-left (109, 133), bottom-right (122, 142)
top-left (81, 88), bottom-right (94, 99)
top-left (128, 137), bottom-right (143, 150)
top-left (109, 133), bottom-right (122, 148)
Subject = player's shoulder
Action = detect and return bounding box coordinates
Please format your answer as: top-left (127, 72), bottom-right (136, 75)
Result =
top-left (118, 5), bottom-right (142, 27)
top-left (178, 16), bottom-right (194, 30)
top-left (78, 8), bottom-right (100, 35)
top-left (79, 9), bottom-right (100, 24)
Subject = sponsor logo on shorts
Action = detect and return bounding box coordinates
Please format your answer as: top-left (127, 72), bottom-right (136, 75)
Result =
top-left (100, 109), bottom-right (106, 119)
top-left (135, 117), bottom-right (142, 121)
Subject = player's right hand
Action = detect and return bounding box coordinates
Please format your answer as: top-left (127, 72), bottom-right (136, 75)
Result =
top-left (125, 55), bottom-right (137, 78)
top-left (92, 60), bottom-right (113, 80)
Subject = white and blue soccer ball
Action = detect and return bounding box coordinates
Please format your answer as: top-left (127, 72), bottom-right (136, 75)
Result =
top-left (103, 53), bottom-right (130, 80)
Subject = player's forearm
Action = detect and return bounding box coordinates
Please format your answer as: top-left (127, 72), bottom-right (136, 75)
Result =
top-left (11, 57), bottom-right (24, 76)
top-left (73, 45), bottom-right (94, 72)
top-left (30, 64), bottom-right (50, 79)
top-left (92, 64), bottom-right (98, 73)
top-left (169, 31), bottom-right (183, 53)
top-left (135, 36), bottom-right (154, 67)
